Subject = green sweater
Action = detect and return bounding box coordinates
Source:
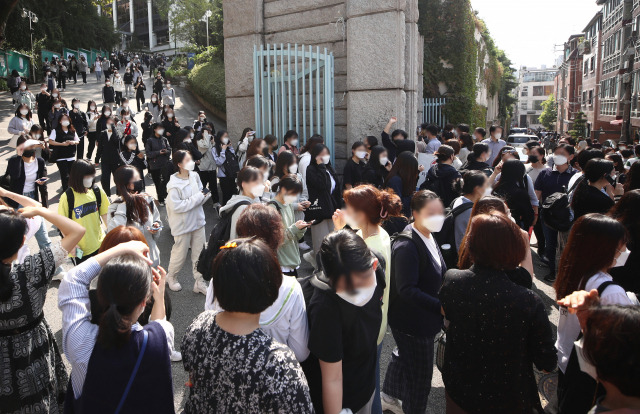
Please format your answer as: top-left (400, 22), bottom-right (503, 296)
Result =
top-left (269, 199), bottom-right (307, 269)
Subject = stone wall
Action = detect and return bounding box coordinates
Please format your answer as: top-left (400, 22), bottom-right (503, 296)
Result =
top-left (223, 0), bottom-right (421, 171)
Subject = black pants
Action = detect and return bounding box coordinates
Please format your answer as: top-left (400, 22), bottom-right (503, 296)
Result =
top-left (150, 167), bottom-right (169, 202)
top-left (115, 91), bottom-right (123, 106)
top-left (219, 176), bottom-right (237, 205)
top-left (76, 136), bottom-right (85, 162)
top-left (197, 170), bottom-right (219, 203)
top-left (38, 112), bottom-right (50, 134)
top-left (95, 138), bottom-right (103, 164)
top-left (86, 131), bottom-right (99, 160)
top-left (70, 71), bottom-right (77, 83)
top-left (533, 217), bottom-right (545, 254)
top-left (136, 95), bottom-right (145, 113)
top-left (81, 71), bottom-right (87, 83)
top-left (56, 160), bottom-right (74, 190)
top-left (57, 74), bottom-right (66, 89)
top-left (100, 161), bottom-right (119, 196)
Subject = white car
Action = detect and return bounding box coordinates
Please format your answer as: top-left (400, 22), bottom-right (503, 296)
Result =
top-left (507, 134), bottom-right (539, 161)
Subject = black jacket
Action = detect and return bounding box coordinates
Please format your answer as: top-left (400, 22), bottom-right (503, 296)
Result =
top-left (4, 156), bottom-right (48, 207)
top-left (69, 110), bottom-right (88, 136)
top-left (102, 86), bottom-right (115, 103)
top-left (460, 157), bottom-right (493, 176)
top-left (381, 131), bottom-right (416, 163)
top-left (99, 129), bottom-right (122, 164)
top-left (161, 119), bottom-right (181, 145)
top-left (362, 164), bottom-right (388, 189)
top-left (421, 163), bottom-right (461, 207)
top-left (305, 162), bottom-right (340, 222)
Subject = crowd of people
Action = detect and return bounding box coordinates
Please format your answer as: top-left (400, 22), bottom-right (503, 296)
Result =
top-left (1, 54), bottom-right (640, 414)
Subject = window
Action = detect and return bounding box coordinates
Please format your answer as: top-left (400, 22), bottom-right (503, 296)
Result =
top-left (590, 56), bottom-right (595, 72)
top-left (589, 90), bottom-right (594, 105)
top-left (532, 85), bottom-right (554, 96)
top-left (520, 101), bottom-right (528, 110)
top-left (529, 115), bottom-right (541, 125)
top-left (583, 91), bottom-right (588, 106)
top-left (584, 61), bottom-right (589, 75)
top-left (521, 86), bottom-right (528, 97)
top-left (523, 71), bottom-right (557, 83)
top-left (533, 100), bottom-right (545, 111)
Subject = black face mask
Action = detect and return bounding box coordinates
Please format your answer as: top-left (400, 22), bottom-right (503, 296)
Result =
top-left (131, 180), bottom-right (144, 193)
top-left (22, 149), bottom-right (36, 158)
top-left (527, 155), bottom-right (539, 164)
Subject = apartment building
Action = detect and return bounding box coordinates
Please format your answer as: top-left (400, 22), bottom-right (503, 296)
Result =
top-left (515, 66), bottom-right (557, 129)
top-left (556, 35), bottom-right (584, 134)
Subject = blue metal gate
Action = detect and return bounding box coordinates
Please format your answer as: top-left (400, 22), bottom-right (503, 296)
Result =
top-left (423, 98), bottom-right (447, 128)
top-left (253, 44), bottom-right (335, 160)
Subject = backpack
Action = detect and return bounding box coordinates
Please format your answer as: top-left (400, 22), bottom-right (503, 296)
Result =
top-left (196, 200), bottom-right (251, 281)
top-left (222, 148), bottom-right (240, 178)
top-left (433, 201), bottom-right (473, 269)
top-left (64, 186), bottom-right (102, 219)
top-left (541, 176), bottom-right (584, 232)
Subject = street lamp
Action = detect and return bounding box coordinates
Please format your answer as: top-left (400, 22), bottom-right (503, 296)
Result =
top-left (201, 10), bottom-right (212, 48)
top-left (21, 8), bottom-right (38, 83)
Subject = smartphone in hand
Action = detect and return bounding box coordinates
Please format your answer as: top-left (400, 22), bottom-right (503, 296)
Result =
top-left (202, 188), bottom-right (211, 196)
top-left (37, 177), bottom-right (49, 183)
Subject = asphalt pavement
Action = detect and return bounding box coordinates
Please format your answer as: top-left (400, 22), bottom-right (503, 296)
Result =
top-left (0, 68), bottom-right (560, 413)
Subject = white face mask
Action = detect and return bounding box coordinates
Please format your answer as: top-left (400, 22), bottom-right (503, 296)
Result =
top-left (203, 132), bottom-right (210, 139)
top-left (73, 103), bottom-right (80, 109)
top-left (124, 115), bottom-right (130, 120)
top-left (183, 160), bottom-right (195, 171)
top-left (35, 134), bottom-right (41, 139)
top-left (283, 194), bottom-right (298, 204)
top-left (321, 155), bottom-right (331, 164)
top-left (90, 105), bottom-right (96, 111)
top-left (612, 248), bottom-right (630, 268)
top-left (104, 111), bottom-right (111, 116)
top-left (106, 82), bottom-right (111, 86)
top-left (20, 85), bottom-right (26, 90)
top-left (247, 135), bottom-right (254, 142)
top-left (106, 123), bottom-right (113, 130)
top-left (52, 93), bottom-right (59, 98)
top-left (221, 137), bottom-right (229, 145)
top-left (251, 184), bottom-right (265, 198)
top-left (127, 143), bottom-right (137, 151)
top-left (157, 128), bottom-right (165, 135)
top-left (380, 156), bottom-right (389, 166)
top-left (167, 113), bottom-right (174, 119)
top-left (355, 150), bottom-right (367, 159)
top-left (199, 116), bottom-right (205, 120)
top-left (337, 276), bottom-right (377, 307)
top-left (20, 109), bottom-right (28, 116)
top-left (123, 104), bottom-right (128, 108)
top-left (289, 163), bottom-right (299, 174)
top-left (54, 104), bottom-right (61, 109)
top-left (61, 120), bottom-right (70, 127)
top-left (422, 214), bottom-right (445, 233)
top-left (151, 97), bottom-right (157, 102)
top-left (83, 177), bottom-right (94, 188)
top-left (553, 154), bottom-right (568, 166)
top-left (289, 139), bottom-right (299, 147)
top-left (494, 133), bottom-right (502, 140)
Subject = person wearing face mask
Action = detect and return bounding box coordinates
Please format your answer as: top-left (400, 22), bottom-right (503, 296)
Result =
top-left (35, 83), bottom-right (52, 133)
top-left (554, 214), bottom-right (635, 413)
top-left (535, 144), bottom-right (577, 282)
top-left (196, 127), bottom-right (220, 206)
top-left (440, 213), bottom-right (556, 414)
top-left (362, 145), bottom-right (392, 189)
top-left (69, 99), bottom-right (88, 159)
top-left (304, 144), bottom-right (340, 267)
top-left (5, 137), bottom-right (49, 215)
top-left (278, 130), bottom-right (300, 156)
top-left (382, 117), bottom-right (415, 163)
top-left (93, 58), bottom-right (103, 82)
top-left (305, 230), bottom-right (386, 414)
top-left (98, 116), bottom-right (124, 196)
top-left (192, 111), bottom-right (207, 132)
top-left (459, 142), bottom-right (493, 177)
top-left (145, 123), bottom-right (172, 205)
top-left (58, 159), bottom-right (111, 264)
top-left (175, 127), bottom-right (203, 167)
top-left (161, 80), bottom-right (176, 108)
top-left (115, 109), bottom-right (139, 139)
top-left (421, 145), bottom-right (462, 207)
top-left (608, 190), bottom-right (640, 295)
top-left (140, 111), bottom-right (154, 146)
top-left (85, 101), bottom-right (100, 160)
top-left (343, 141), bottom-right (367, 190)
top-left (268, 175), bottom-right (311, 275)
top-left (219, 166), bottom-right (264, 240)
top-left (48, 96), bottom-right (69, 130)
top-left (236, 127), bottom-right (256, 166)
top-left (165, 150), bottom-right (211, 293)
top-left (153, 73), bottom-right (164, 95)
top-left (108, 165), bottom-right (162, 267)
top-left (422, 124), bottom-right (441, 155)
top-left (147, 93), bottom-right (162, 123)
top-left (101, 78), bottom-right (115, 107)
top-left (481, 125), bottom-right (506, 165)
top-left (450, 170), bottom-right (489, 251)
top-left (212, 130), bottom-right (241, 205)
top-left (133, 76), bottom-right (147, 113)
top-left (123, 67), bottom-right (134, 97)
top-left (381, 190), bottom-right (446, 414)
top-left (14, 81), bottom-right (35, 111)
top-left (49, 114), bottom-right (80, 189)
top-left (44, 69), bottom-right (56, 92)
top-left (264, 134), bottom-right (278, 162)
top-left (492, 159), bottom-right (536, 231)
top-left (118, 134), bottom-right (146, 183)
top-left (78, 55), bottom-right (88, 84)
top-left (161, 109), bottom-right (180, 145)
top-left (570, 159), bottom-right (617, 220)
top-left (8, 104), bottom-right (34, 148)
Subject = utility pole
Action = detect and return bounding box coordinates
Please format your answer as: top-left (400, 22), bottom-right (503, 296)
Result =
top-left (618, 0), bottom-right (635, 143)
top-left (21, 8), bottom-right (38, 84)
top-left (201, 10), bottom-right (212, 48)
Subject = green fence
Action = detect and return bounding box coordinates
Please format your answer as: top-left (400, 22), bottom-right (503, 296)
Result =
top-left (0, 50), bottom-right (31, 78)
top-left (62, 48), bottom-right (78, 60)
top-left (78, 48), bottom-right (91, 63)
top-left (41, 49), bottom-right (61, 65)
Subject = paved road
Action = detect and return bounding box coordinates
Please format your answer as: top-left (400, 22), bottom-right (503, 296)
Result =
top-left (0, 70), bottom-right (560, 413)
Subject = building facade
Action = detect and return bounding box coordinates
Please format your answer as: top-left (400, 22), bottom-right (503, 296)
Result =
top-left (515, 66), bottom-right (557, 129)
top-left (580, 12), bottom-right (603, 138)
top-left (555, 34), bottom-right (584, 135)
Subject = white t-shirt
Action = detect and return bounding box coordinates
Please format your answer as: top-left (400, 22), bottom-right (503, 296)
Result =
top-left (412, 224), bottom-right (442, 269)
top-left (555, 271), bottom-right (633, 373)
top-left (23, 159), bottom-right (38, 193)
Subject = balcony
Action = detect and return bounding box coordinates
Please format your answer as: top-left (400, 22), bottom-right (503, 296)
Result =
top-left (603, 4), bottom-right (623, 34)
top-left (600, 97), bottom-right (618, 116)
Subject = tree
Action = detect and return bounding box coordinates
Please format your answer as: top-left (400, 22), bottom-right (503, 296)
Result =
top-left (155, 0), bottom-right (223, 50)
top-left (0, 0), bottom-right (20, 46)
top-left (569, 111), bottom-right (587, 139)
top-left (539, 95), bottom-right (558, 130)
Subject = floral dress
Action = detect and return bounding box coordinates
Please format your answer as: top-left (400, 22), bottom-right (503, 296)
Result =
top-left (0, 243), bottom-right (69, 413)
top-left (181, 311), bottom-right (313, 413)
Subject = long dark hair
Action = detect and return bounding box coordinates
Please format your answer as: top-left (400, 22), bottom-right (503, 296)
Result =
top-left (114, 165), bottom-right (150, 225)
top-left (555, 214), bottom-right (627, 299)
top-left (301, 134), bottom-right (324, 154)
top-left (214, 130), bottom-right (228, 154)
top-left (274, 150), bottom-right (296, 178)
top-left (0, 209), bottom-right (27, 301)
top-left (623, 161), bottom-right (640, 192)
top-left (367, 145), bottom-right (387, 172)
top-left (310, 143), bottom-right (336, 176)
top-left (608, 189), bottom-right (640, 242)
top-left (56, 113), bottom-right (76, 136)
top-left (320, 230), bottom-right (374, 292)
top-left (494, 159), bottom-right (527, 194)
top-left (385, 152), bottom-right (418, 197)
top-left (96, 255), bottom-right (152, 349)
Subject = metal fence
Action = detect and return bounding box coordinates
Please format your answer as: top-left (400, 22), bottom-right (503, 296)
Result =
top-left (253, 44), bottom-right (335, 161)
top-left (422, 97), bottom-right (447, 128)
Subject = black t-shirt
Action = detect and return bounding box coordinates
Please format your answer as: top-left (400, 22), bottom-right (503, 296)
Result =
top-left (306, 269), bottom-right (385, 412)
top-left (571, 183), bottom-right (615, 219)
top-left (342, 158), bottom-right (365, 188)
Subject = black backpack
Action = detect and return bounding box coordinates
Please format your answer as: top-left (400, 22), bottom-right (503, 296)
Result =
top-left (541, 176), bottom-right (584, 232)
top-left (433, 201), bottom-right (473, 269)
top-left (222, 148), bottom-right (240, 178)
top-left (196, 200), bottom-right (251, 281)
top-left (64, 186), bottom-right (102, 219)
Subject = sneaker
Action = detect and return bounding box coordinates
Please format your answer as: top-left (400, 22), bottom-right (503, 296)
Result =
top-left (380, 392), bottom-right (403, 414)
top-left (298, 241), bottom-right (311, 251)
top-left (166, 275), bottom-right (182, 291)
top-left (170, 350), bottom-right (182, 362)
top-left (193, 279), bottom-right (208, 295)
top-left (303, 251), bottom-right (317, 269)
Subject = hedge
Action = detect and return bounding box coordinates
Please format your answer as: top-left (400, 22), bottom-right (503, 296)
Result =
top-left (187, 58), bottom-right (226, 113)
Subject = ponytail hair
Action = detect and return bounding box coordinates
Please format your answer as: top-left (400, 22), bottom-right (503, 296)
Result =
top-left (343, 184), bottom-right (403, 225)
top-left (453, 170), bottom-right (488, 195)
top-left (96, 254), bottom-right (152, 349)
top-left (0, 209), bottom-right (27, 302)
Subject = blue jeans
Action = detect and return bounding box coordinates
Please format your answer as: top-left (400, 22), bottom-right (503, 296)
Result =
top-left (541, 216), bottom-right (558, 274)
top-left (372, 342), bottom-right (384, 414)
top-left (21, 191), bottom-right (51, 249)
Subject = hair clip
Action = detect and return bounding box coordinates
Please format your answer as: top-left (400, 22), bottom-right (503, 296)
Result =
top-left (380, 207), bottom-right (388, 219)
top-left (219, 242), bottom-right (237, 250)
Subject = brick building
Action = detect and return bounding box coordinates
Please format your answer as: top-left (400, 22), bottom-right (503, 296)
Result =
top-left (580, 12), bottom-right (604, 138)
top-left (555, 35), bottom-right (584, 135)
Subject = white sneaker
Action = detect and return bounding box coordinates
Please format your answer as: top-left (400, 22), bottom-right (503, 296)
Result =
top-left (166, 275), bottom-right (182, 291)
top-left (170, 350), bottom-right (182, 362)
top-left (303, 251), bottom-right (317, 269)
top-left (298, 241), bottom-right (311, 251)
top-left (380, 392), bottom-right (403, 414)
top-left (193, 279), bottom-right (208, 295)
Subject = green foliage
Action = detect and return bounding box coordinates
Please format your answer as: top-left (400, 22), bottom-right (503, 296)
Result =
top-left (569, 111), bottom-right (587, 139)
top-left (539, 95), bottom-right (558, 129)
top-left (155, 0), bottom-right (223, 50)
top-left (3, 0), bottom-right (118, 52)
top-left (471, 104), bottom-right (488, 130)
top-left (0, 78), bottom-right (8, 91)
top-left (187, 58), bottom-right (226, 112)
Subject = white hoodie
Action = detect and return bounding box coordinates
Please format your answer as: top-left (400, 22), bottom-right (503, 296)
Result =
top-left (166, 172), bottom-right (207, 237)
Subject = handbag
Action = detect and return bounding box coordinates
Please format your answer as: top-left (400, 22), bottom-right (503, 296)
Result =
top-left (435, 328), bottom-right (446, 372)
